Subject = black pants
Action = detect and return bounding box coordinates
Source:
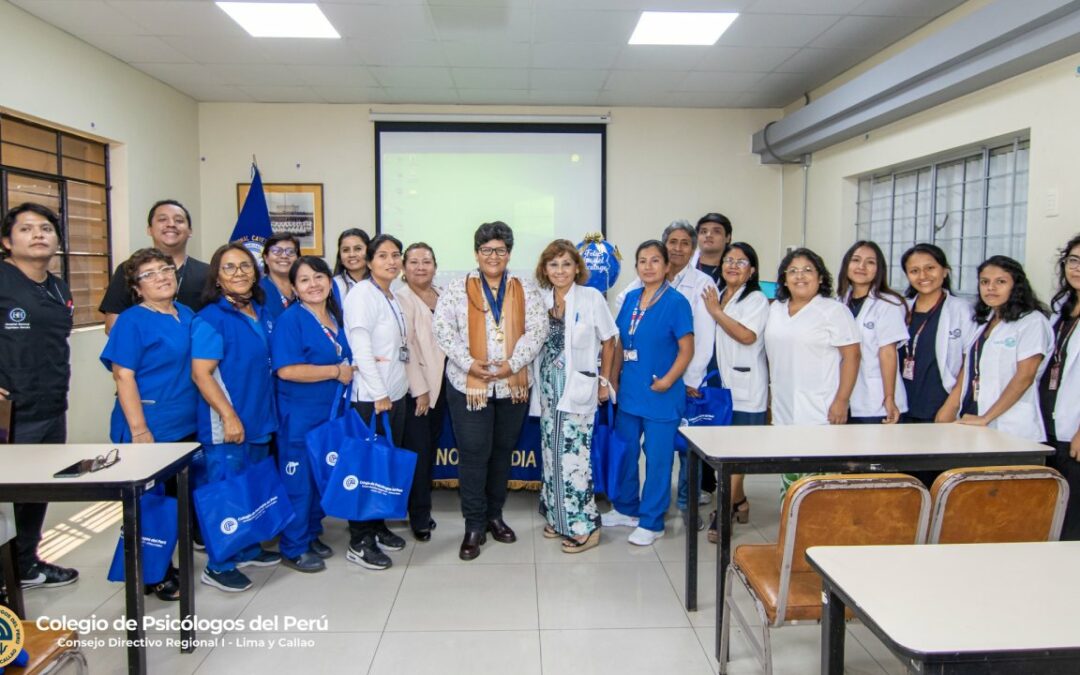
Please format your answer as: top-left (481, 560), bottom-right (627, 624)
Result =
top-left (402, 384), bottom-right (447, 530)
top-left (348, 398), bottom-right (406, 546)
top-left (12, 415), bottom-right (66, 573)
top-left (1049, 440), bottom-right (1080, 541)
top-left (445, 386), bottom-right (528, 532)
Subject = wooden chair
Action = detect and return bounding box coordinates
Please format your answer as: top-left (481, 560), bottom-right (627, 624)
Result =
top-left (5, 621), bottom-right (88, 674)
top-left (928, 465), bottom-right (1069, 544)
top-left (719, 473), bottom-right (930, 675)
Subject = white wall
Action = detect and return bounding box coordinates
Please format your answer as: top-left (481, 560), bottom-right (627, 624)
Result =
top-left (1, 0), bottom-right (200, 442)
top-left (197, 103), bottom-right (783, 293)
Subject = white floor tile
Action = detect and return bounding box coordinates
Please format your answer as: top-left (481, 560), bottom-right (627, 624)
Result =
top-left (660, 559), bottom-right (766, 629)
top-left (848, 622), bottom-right (909, 675)
top-left (695, 622), bottom-right (887, 675)
top-left (23, 565), bottom-right (121, 621)
top-left (541, 627), bottom-right (713, 675)
top-left (530, 520), bottom-right (659, 564)
top-left (536, 561), bottom-right (688, 629)
top-left (370, 630), bottom-right (542, 675)
top-left (194, 632), bottom-right (380, 672)
top-left (78, 630), bottom-right (211, 675)
top-left (385, 563), bottom-right (538, 631)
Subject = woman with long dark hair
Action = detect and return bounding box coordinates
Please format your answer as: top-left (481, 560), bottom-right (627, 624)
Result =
top-left (838, 241), bottom-right (909, 424)
top-left (1041, 234), bottom-right (1080, 539)
top-left (936, 255), bottom-right (1052, 442)
top-left (332, 228), bottom-right (371, 301)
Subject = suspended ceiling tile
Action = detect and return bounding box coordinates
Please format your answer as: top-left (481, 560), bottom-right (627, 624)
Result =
top-left (319, 3), bottom-right (436, 41)
top-left (441, 40), bottom-right (531, 69)
top-left (369, 66), bottom-right (455, 88)
top-left (288, 65), bottom-right (379, 88)
top-left (531, 8), bottom-right (640, 44)
top-left (678, 71), bottom-right (766, 92)
top-left (350, 39), bottom-right (447, 68)
top-left (379, 87), bottom-right (461, 104)
top-left (78, 34), bottom-right (193, 64)
top-left (451, 67), bottom-right (529, 89)
top-left (529, 69), bottom-right (609, 91)
top-left (107, 1), bottom-right (247, 38)
top-left (530, 42), bottom-right (622, 70)
top-left (615, 45), bottom-right (709, 71)
top-left (237, 85), bottom-right (325, 103)
top-left (718, 13), bottom-right (842, 47)
top-left (695, 45), bottom-right (799, 72)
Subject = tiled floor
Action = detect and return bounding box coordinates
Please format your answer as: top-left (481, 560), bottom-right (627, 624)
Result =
top-left (23, 474), bottom-right (905, 674)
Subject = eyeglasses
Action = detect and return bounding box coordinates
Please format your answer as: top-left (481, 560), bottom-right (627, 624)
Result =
top-left (722, 257), bottom-right (750, 269)
top-left (478, 246), bottom-right (509, 258)
top-left (268, 246), bottom-right (298, 258)
top-left (785, 265), bottom-right (817, 277)
top-left (1067, 256), bottom-right (1080, 271)
top-left (135, 265), bottom-right (177, 283)
top-left (90, 448), bottom-right (120, 473)
top-left (221, 261), bottom-right (255, 276)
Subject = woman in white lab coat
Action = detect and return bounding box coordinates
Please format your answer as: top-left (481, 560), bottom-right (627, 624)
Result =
top-left (898, 243), bottom-right (976, 423)
top-left (837, 241), bottom-right (909, 424)
top-left (701, 242), bottom-right (768, 534)
top-left (937, 256), bottom-right (1052, 442)
top-left (1040, 234), bottom-right (1080, 539)
top-left (764, 248), bottom-right (860, 495)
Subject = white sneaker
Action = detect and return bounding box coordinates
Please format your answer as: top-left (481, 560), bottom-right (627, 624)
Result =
top-left (628, 527), bottom-right (664, 546)
top-left (698, 491), bottom-right (713, 505)
top-left (600, 509), bottom-right (639, 528)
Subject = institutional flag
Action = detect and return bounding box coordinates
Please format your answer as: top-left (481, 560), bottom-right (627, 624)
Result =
top-left (231, 163), bottom-right (272, 262)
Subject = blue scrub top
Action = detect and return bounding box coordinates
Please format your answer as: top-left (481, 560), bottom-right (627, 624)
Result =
top-left (271, 303), bottom-right (353, 441)
top-left (100, 304), bottom-right (198, 442)
top-left (191, 297), bottom-right (278, 446)
top-left (260, 275), bottom-right (294, 323)
top-left (615, 286), bottom-right (694, 421)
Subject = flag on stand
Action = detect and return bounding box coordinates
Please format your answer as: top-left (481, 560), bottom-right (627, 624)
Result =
top-left (231, 163), bottom-right (273, 264)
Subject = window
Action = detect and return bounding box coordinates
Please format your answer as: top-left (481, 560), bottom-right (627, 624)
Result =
top-left (1, 114), bottom-right (111, 327)
top-left (855, 137), bottom-right (1029, 296)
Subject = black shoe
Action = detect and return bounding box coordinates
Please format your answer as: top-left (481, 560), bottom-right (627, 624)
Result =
top-left (411, 518), bottom-right (436, 542)
top-left (21, 561), bottom-right (78, 589)
top-left (486, 518), bottom-right (516, 544)
top-left (375, 525), bottom-right (406, 551)
top-left (200, 568), bottom-right (252, 593)
top-left (236, 549), bottom-right (282, 568)
top-left (308, 538), bottom-right (334, 559)
top-left (459, 531), bottom-right (486, 561)
top-left (346, 537), bottom-right (392, 570)
top-left (282, 551), bottom-right (326, 573)
top-left (144, 566), bottom-right (180, 601)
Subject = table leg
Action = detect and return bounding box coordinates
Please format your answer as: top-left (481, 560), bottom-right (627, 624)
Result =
top-left (715, 465), bottom-right (732, 660)
top-left (686, 449), bottom-right (699, 611)
top-left (177, 467), bottom-right (195, 653)
top-left (121, 489), bottom-right (147, 675)
top-left (821, 585), bottom-right (845, 675)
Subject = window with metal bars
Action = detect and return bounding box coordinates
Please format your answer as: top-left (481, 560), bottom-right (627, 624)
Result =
top-left (0, 114), bottom-right (111, 328)
top-left (855, 137), bottom-right (1029, 297)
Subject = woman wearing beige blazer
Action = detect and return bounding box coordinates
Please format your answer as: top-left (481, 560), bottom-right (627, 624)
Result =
top-left (398, 242), bottom-right (446, 541)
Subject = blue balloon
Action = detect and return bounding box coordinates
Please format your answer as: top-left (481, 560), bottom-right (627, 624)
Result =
top-left (577, 236), bottom-right (622, 294)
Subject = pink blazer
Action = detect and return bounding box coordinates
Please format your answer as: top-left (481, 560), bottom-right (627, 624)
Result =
top-left (397, 283), bottom-right (446, 404)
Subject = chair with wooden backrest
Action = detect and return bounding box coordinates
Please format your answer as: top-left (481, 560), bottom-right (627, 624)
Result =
top-left (719, 473), bottom-right (930, 675)
top-left (5, 622), bottom-right (88, 674)
top-left (928, 465), bottom-right (1069, 544)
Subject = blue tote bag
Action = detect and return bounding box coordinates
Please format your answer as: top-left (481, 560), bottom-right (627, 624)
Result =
top-left (193, 455), bottom-right (295, 562)
top-left (305, 385), bottom-right (369, 495)
top-left (590, 401), bottom-right (637, 504)
top-left (107, 490), bottom-right (177, 585)
top-left (674, 371), bottom-right (734, 454)
top-left (321, 412), bottom-right (417, 521)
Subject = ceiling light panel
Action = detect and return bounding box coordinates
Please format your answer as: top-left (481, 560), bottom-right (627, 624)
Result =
top-left (216, 2), bottom-right (340, 39)
top-left (628, 11), bottom-right (738, 46)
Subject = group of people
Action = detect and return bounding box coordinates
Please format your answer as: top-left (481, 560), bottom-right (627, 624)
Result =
top-left (1, 198), bottom-right (1078, 605)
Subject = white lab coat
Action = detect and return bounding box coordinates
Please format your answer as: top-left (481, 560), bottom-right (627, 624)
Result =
top-left (529, 284), bottom-right (618, 416)
top-left (905, 291), bottom-right (977, 395)
top-left (615, 265), bottom-right (715, 388)
top-left (764, 295), bottom-right (860, 425)
top-left (845, 292), bottom-right (910, 418)
top-left (960, 310), bottom-right (1053, 442)
top-left (712, 287), bottom-right (769, 413)
top-left (1050, 306), bottom-right (1080, 443)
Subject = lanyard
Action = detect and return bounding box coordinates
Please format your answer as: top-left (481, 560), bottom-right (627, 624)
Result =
top-left (970, 322), bottom-right (993, 390)
top-left (302, 305), bottom-right (342, 358)
top-left (907, 292), bottom-right (947, 356)
top-left (371, 279), bottom-right (407, 345)
top-left (481, 272), bottom-right (507, 326)
top-left (627, 282), bottom-right (669, 348)
top-left (1052, 316), bottom-right (1079, 367)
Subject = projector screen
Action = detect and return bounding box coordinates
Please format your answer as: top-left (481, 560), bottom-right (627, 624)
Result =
top-left (376, 122), bottom-right (605, 283)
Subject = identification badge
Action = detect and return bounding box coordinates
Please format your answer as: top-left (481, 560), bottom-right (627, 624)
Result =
top-left (902, 356), bottom-right (915, 381)
top-left (399, 346), bottom-right (410, 363)
top-left (1049, 364), bottom-right (1060, 391)
top-left (624, 349), bottom-right (638, 362)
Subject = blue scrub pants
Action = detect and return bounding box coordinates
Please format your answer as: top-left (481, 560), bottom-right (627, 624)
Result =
top-left (610, 409), bottom-right (679, 533)
top-left (198, 441), bottom-right (269, 573)
top-left (277, 438), bottom-right (325, 559)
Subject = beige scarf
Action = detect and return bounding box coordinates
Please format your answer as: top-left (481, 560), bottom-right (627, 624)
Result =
top-left (466, 275), bottom-right (528, 410)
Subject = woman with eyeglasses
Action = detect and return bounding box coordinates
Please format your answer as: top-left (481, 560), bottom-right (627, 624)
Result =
top-left (260, 233), bottom-right (301, 321)
top-left (434, 221), bottom-right (547, 561)
top-left (270, 256), bottom-right (354, 573)
top-left (191, 243), bottom-right (280, 593)
top-left (341, 234), bottom-right (411, 570)
top-left (838, 241), bottom-right (909, 425)
top-left (99, 247), bottom-right (197, 601)
top-left (897, 243), bottom-right (977, 425)
top-left (765, 248), bottom-right (860, 494)
top-left (700, 242), bottom-right (768, 536)
top-left (1042, 235), bottom-right (1080, 539)
top-left (332, 228), bottom-right (371, 302)
top-left (936, 256), bottom-right (1052, 443)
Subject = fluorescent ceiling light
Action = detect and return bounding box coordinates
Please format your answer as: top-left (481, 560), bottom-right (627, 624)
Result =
top-left (216, 2), bottom-right (340, 38)
top-left (629, 11), bottom-right (738, 46)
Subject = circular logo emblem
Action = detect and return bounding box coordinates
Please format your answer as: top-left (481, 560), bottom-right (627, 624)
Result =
top-left (343, 475), bottom-right (359, 491)
top-left (864, 321), bottom-right (875, 330)
top-left (220, 517), bottom-right (239, 535)
top-left (326, 451), bottom-right (338, 467)
top-left (0, 606), bottom-right (24, 668)
top-left (8, 308), bottom-right (26, 323)
top-left (1004, 337), bottom-right (1017, 348)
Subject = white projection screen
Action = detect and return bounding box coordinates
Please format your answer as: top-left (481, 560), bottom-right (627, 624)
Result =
top-left (376, 122), bottom-right (606, 283)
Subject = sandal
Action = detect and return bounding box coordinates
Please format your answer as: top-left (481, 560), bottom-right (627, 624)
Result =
top-left (561, 529), bottom-right (600, 554)
top-left (144, 567), bottom-right (180, 602)
top-left (707, 511), bottom-right (718, 544)
top-left (732, 498), bottom-right (750, 524)
top-left (543, 525), bottom-right (562, 539)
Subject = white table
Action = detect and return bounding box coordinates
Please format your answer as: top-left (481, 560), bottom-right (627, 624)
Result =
top-left (807, 542), bottom-right (1080, 674)
top-left (680, 423), bottom-right (1054, 659)
top-left (0, 443), bottom-right (200, 675)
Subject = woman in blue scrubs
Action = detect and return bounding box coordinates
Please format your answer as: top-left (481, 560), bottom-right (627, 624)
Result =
top-left (259, 233), bottom-right (300, 322)
top-left (191, 243), bottom-right (280, 593)
top-left (271, 256), bottom-right (355, 572)
top-left (605, 240), bottom-right (694, 547)
top-left (100, 247), bottom-right (198, 601)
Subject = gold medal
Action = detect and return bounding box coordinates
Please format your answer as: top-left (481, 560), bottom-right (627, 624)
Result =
top-left (495, 328), bottom-right (505, 342)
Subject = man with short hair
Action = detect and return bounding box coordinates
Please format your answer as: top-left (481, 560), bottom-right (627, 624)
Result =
top-left (694, 212), bottom-right (733, 285)
top-left (99, 199), bottom-right (209, 333)
top-left (0, 203), bottom-right (79, 589)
